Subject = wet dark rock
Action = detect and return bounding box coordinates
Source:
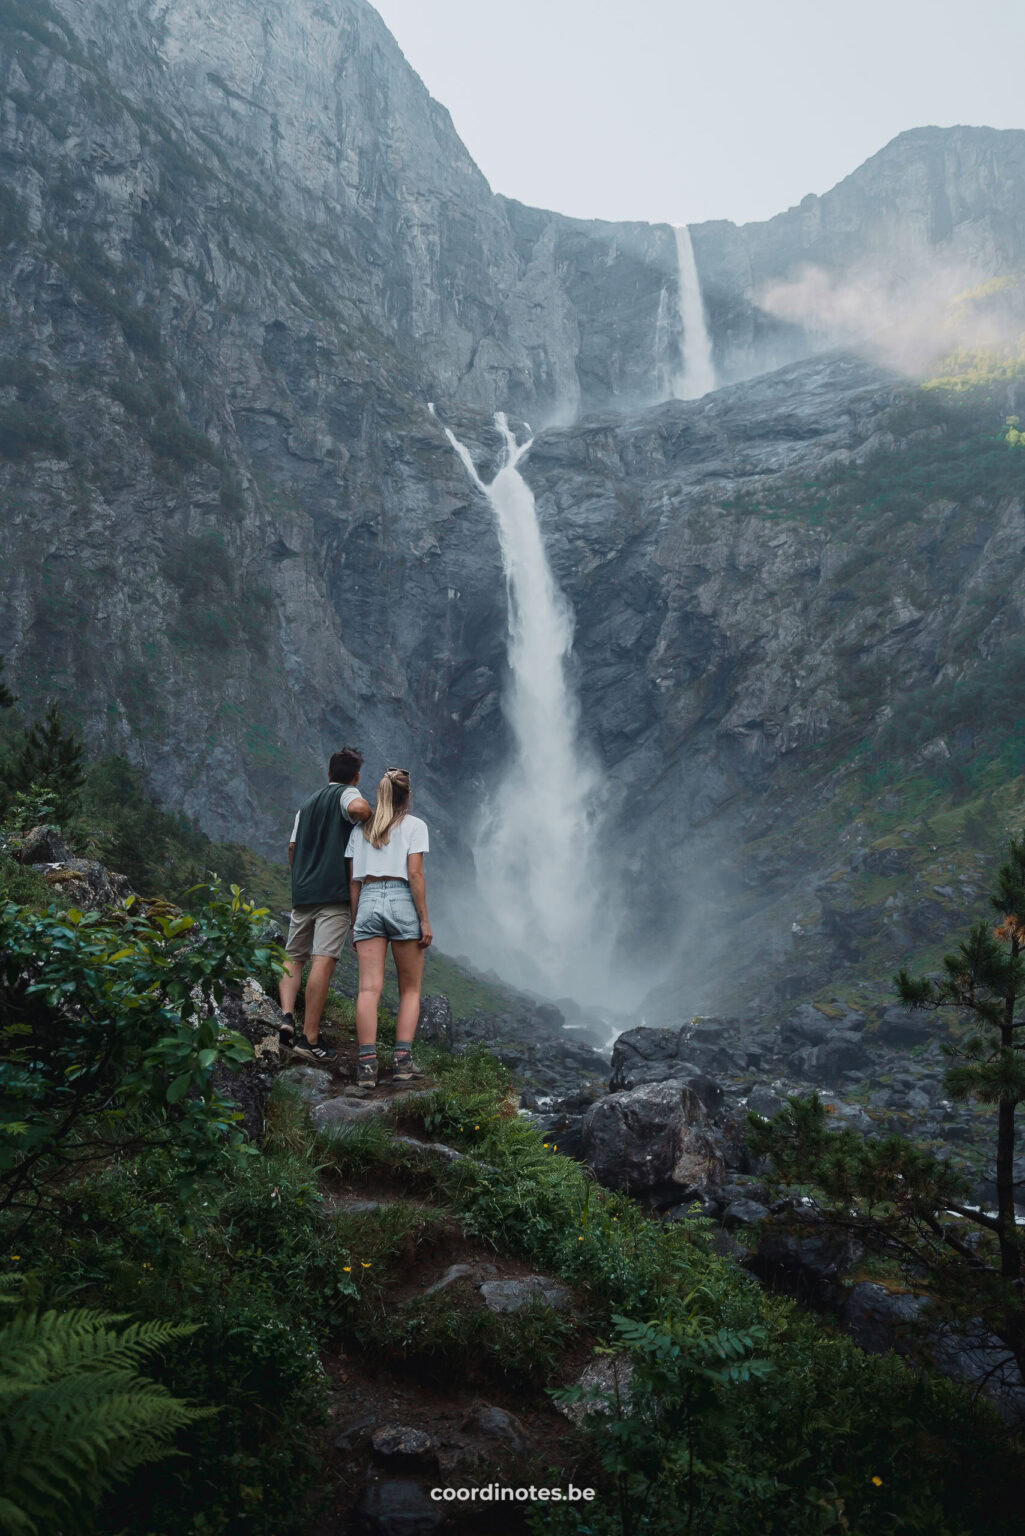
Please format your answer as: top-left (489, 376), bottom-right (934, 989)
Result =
top-left (334, 1417), bottom-right (376, 1451)
top-left (19, 825), bottom-right (73, 865)
top-left (746, 1203), bottom-right (864, 1306)
top-left (787, 1032), bottom-right (870, 1083)
top-left (371, 1426), bottom-right (435, 1463)
top-left (609, 1026), bottom-right (728, 1106)
top-left (353, 1479), bottom-right (445, 1535)
top-left (663, 1195), bottom-right (720, 1221)
top-left (463, 1403), bottom-right (529, 1454)
top-left (841, 1282), bottom-right (929, 1354)
top-left (873, 1006), bottom-right (937, 1048)
top-left (479, 1276), bottom-right (572, 1313)
top-left (721, 1198), bottom-right (771, 1229)
top-left (582, 1080), bottom-right (725, 1197)
top-left (35, 859), bottom-right (134, 913)
top-left (529, 1110), bottom-right (586, 1161)
top-left (747, 1087), bottom-right (786, 1119)
top-left (842, 1283), bottom-right (1025, 1424)
top-left (279, 1065), bottom-right (334, 1104)
top-left (781, 1004), bottom-right (836, 1047)
top-left (423, 1263), bottom-right (473, 1298)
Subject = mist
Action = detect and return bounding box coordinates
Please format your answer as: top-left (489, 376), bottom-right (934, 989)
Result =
top-left (758, 259), bottom-right (1025, 378)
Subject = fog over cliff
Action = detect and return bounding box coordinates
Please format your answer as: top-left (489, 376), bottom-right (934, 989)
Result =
top-left (2, 0), bottom-right (1025, 1018)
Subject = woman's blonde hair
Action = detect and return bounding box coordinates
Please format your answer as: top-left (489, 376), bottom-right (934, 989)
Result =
top-left (365, 769), bottom-right (411, 849)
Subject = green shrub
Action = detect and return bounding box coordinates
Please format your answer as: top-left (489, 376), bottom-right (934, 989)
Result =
top-left (0, 883), bottom-right (279, 1234)
top-left (0, 1308), bottom-right (210, 1536)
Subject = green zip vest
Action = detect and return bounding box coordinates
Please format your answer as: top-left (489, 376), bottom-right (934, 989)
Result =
top-left (290, 783), bottom-right (354, 907)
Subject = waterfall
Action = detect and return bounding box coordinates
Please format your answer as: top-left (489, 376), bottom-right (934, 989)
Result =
top-left (443, 412), bottom-right (604, 999)
top-left (673, 225), bottom-right (716, 400)
top-left (653, 284), bottom-right (674, 400)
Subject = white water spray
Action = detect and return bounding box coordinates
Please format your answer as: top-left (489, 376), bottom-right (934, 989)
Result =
top-left (443, 413), bottom-right (605, 999)
top-left (673, 225), bottom-right (716, 400)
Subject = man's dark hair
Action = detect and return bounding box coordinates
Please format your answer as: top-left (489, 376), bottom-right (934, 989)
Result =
top-left (329, 746), bottom-right (363, 784)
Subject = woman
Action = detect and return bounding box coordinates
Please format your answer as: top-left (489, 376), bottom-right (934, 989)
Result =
top-left (346, 768), bottom-right (432, 1094)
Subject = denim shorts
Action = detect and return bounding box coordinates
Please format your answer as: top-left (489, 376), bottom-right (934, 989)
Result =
top-left (352, 880), bottom-right (421, 942)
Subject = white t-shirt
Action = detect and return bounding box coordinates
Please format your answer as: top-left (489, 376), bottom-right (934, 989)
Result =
top-left (290, 783), bottom-right (362, 844)
top-left (346, 814), bottom-right (429, 881)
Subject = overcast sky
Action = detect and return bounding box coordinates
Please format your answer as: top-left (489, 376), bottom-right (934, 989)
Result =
top-left (371, 0), bottom-right (1025, 226)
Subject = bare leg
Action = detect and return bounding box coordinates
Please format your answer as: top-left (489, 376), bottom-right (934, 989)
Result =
top-left (355, 937), bottom-right (388, 1047)
top-left (391, 939), bottom-right (425, 1044)
top-left (302, 954), bottom-right (337, 1041)
top-left (278, 954), bottom-right (303, 1016)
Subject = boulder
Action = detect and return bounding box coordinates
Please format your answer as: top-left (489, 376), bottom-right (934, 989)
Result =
top-left (841, 1281), bottom-right (930, 1354)
top-left (722, 1198), bottom-right (771, 1230)
top-left (609, 1025), bottom-right (691, 1090)
top-left (371, 1426), bottom-right (434, 1463)
top-left (781, 1003), bottom-right (836, 1047)
top-left (530, 1110), bottom-right (586, 1161)
top-left (18, 824), bottom-right (73, 864)
top-left (582, 1080), bottom-right (725, 1197)
top-left (278, 1065), bottom-right (334, 1104)
top-left (663, 1195), bottom-right (720, 1221)
top-left (353, 1479), bottom-right (444, 1535)
top-left (747, 1086), bottom-right (786, 1119)
top-left (788, 1031), bottom-right (870, 1083)
top-left (36, 858), bottom-right (134, 912)
top-left (462, 1403), bottom-right (529, 1454)
top-left (609, 1026), bottom-right (726, 1107)
top-left (556, 1354), bottom-right (634, 1426)
top-left (873, 1005), bottom-right (935, 1048)
top-left (842, 1284), bottom-right (1025, 1425)
top-left (746, 1202), bottom-right (864, 1306)
top-left (479, 1275), bottom-right (572, 1313)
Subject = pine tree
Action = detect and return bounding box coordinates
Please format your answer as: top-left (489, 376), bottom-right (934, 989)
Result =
top-left (750, 834), bottom-right (1025, 1380)
top-left (11, 703), bottom-right (85, 826)
top-left (896, 834), bottom-right (1025, 1283)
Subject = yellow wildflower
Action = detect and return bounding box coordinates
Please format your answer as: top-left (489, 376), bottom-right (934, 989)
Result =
top-left (343, 1265), bottom-right (351, 1272)
top-left (871, 1477), bottom-right (882, 1487)
top-left (361, 1261), bottom-right (372, 1269)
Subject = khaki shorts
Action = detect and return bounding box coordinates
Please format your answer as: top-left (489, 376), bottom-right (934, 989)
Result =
top-left (285, 903), bottom-right (350, 962)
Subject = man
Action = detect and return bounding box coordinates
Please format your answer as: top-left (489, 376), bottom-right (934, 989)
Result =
top-left (279, 746), bottom-right (372, 1061)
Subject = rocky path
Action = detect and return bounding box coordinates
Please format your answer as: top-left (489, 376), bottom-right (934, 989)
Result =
top-left (278, 1058), bottom-right (592, 1535)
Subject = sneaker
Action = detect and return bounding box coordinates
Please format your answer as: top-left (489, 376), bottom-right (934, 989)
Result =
top-left (293, 1036), bottom-right (337, 1063)
top-left (279, 1012), bottom-right (296, 1047)
top-left (392, 1049), bottom-right (425, 1083)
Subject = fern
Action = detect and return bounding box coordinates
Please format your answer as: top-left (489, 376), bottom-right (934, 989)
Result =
top-left (0, 1308), bottom-right (212, 1535)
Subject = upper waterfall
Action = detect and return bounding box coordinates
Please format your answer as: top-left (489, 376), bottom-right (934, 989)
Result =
top-left (673, 225), bottom-right (717, 400)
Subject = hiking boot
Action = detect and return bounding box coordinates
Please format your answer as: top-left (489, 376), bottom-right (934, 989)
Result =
top-left (345, 1054), bottom-right (378, 1097)
top-left (293, 1036), bottom-right (337, 1063)
top-left (392, 1048), bottom-right (425, 1083)
top-left (279, 1012), bottom-right (296, 1047)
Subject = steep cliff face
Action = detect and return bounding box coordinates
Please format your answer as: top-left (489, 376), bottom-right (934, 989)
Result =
top-left (2, 0), bottom-right (1024, 1018)
top-left (697, 126), bottom-right (1025, 385)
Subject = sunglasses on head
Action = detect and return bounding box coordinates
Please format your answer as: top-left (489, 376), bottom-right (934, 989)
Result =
top-left (387, 767), bottom-right (410, 776)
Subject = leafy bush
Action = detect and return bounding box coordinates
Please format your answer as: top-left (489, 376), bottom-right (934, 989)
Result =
top-left (0, 884), bottom-right (277, 1239)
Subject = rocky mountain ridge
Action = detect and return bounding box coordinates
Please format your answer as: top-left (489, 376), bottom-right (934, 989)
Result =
top-left (1, 0), bottom-right (1025, 1022)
